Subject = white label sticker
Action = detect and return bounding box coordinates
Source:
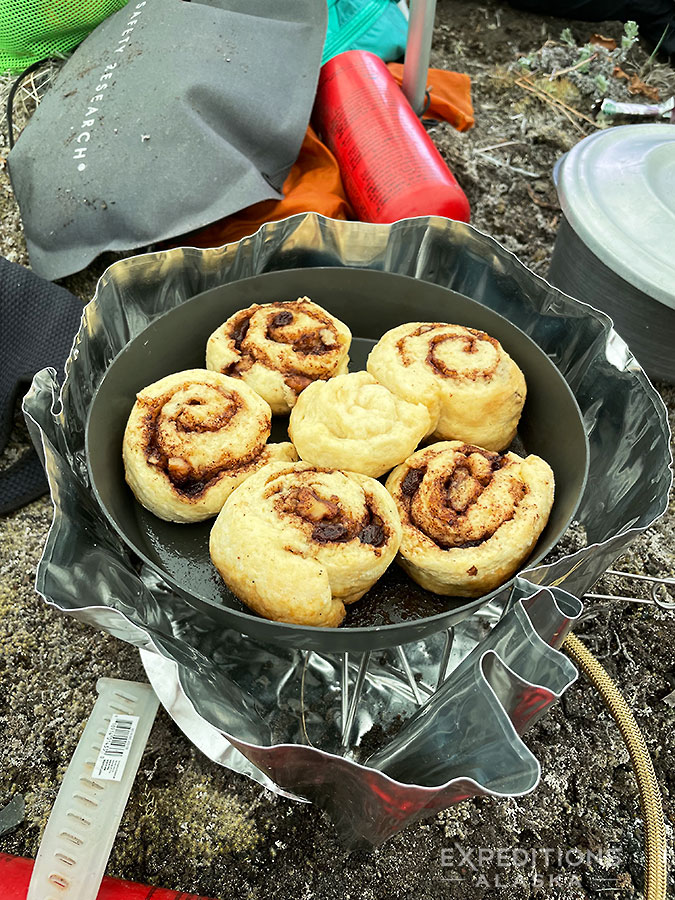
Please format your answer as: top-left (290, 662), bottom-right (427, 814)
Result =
top-left (92, 714), bottom-right (139, 782)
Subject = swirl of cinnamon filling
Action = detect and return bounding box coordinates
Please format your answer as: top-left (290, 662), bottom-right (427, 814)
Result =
top-left (209, 461), bottom-right (402, 627)
top-left (367, 322), bottom-right (527, 451)
top-left (386, 441), bottom-right (554, 597)
top-left (206, 297), bottom-right (351, 414)
top-left (122, 369), bottom-right (297, 523)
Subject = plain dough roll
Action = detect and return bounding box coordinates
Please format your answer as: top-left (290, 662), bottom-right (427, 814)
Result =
top-left (367, 322), bottom-right (526, 451)
top-left (288, 371), bottom-right (431, 477)
top-left (386, 441), bottom-right (554, 597)
top-left (206, 297), bottom-right (351, 414)
top-left (210, 461), bottom-right (402, 627)
top-left (123, 369), bottom-right (297, 523)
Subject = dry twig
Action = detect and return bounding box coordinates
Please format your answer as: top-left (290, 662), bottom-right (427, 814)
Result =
top-left (476, 139), bottom-right (528, 153)
top-left (473, 150), bottom-right (540, 178)
top-left (548, 52), bottom-right (599, 80)
top-left (515, 74), bottom-right (600, 131)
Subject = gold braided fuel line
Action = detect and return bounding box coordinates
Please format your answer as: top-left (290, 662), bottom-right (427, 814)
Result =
top-left (563, 633), bottom-right (669, 900)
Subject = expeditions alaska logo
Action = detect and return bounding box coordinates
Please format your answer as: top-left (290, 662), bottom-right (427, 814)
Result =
top-left (72, 2), bottom-right (147, 172)
top-left (441, 842), bottom-right (624, 890)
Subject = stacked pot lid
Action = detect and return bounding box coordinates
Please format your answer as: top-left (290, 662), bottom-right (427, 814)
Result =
top-left (550, 124), bottom-right (675, 382)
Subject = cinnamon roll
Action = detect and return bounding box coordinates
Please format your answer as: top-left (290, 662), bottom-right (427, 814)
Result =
top-left (210, 461), bottom-right (402, 627)
top-left (367, 322), bottom-right (526, 451)
top-left (386, 441), bottom-right (554, 597)
top-left (122, 369), bottom-right (297, 523)
top-left (206, 298), bottom-right (351, 414)
top-left (288, 371), bottom-right (431, 478)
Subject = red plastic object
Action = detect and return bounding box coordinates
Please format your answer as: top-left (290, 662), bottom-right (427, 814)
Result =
top-left (313, 50), bottom-right (470, 224)
top-left (0, 853), bottom-right (216, 900)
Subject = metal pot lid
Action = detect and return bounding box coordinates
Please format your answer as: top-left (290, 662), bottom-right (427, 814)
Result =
top-left (556, 124), bottom-right (675, 310)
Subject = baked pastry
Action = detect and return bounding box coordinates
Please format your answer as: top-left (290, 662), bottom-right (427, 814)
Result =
top-left (123, 369), bottom-right (297, 523)
top-left (386, 441), bottom-right (554, 597)
top-left (210, 461), bottom-right (402, 627)
top-left (367, 322), bottom-right (526, 451)
top-left (206, 297), bottom-right (351, 414)
top-left (288, 371), bottom-right (430, 478)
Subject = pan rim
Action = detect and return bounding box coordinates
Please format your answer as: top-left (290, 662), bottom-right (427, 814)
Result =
top-left (85, 266), bottom-right (590, 649)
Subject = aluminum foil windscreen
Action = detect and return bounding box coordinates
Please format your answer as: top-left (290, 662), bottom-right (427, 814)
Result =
top-left (23, 215), bottom-right (672, 846)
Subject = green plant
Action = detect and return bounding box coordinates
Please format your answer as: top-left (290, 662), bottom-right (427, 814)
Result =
top-left (621, 20), bottom-right (639, 53)
top-left (577, 43), bottom-right (595, 72)
top-left (641, 22), bottom-right (670, 75)
top-left (595, 73), bottom-right (610, 94)
top-left (560, 27), bottom-right (575, 48)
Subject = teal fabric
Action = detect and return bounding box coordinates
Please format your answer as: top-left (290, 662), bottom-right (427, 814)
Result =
top-left (323, 0), bottom-right (408, 63)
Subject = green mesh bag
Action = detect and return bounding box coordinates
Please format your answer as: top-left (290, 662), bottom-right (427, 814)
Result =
top-left (0, 0), bottom-right (129, 74)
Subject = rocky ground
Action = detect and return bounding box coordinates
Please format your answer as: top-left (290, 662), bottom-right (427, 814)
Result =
top-left (1, 1), bottom-right (674, 898)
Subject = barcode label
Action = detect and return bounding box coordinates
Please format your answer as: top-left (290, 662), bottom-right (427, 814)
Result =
top-left (92, 714), bottom-right (139, 782)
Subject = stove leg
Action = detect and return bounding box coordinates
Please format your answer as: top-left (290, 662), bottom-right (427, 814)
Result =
top-left (340, 652), bottom-right (349, 735)
top-left (396, 645), bottom-right (424, 706)
top-left (341, 650), bottom-right (371, 752)
top-left (300, 650), bottom-right (314, 746)
top-left (436, 627), bottom-right (455, 690)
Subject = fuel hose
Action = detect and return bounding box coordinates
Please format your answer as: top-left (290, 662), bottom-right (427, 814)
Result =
top-left (563, 633), bottom-right (668, 900)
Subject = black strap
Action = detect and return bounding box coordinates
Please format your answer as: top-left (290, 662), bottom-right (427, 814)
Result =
top-left (0, 258), bottom-right (82, 514)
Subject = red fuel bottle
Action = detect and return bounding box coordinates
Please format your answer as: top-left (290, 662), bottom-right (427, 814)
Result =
top-left (313, 50), bottom-right (470, 224)
top-left (0, 853), bottom-right (217, 900)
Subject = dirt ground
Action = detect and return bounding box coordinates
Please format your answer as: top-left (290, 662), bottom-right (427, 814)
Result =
top-left (1, 1), bottom-right (674, 898)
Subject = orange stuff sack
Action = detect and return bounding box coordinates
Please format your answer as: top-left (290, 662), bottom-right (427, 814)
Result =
top-left (388, 63), bottom-right (474, 131)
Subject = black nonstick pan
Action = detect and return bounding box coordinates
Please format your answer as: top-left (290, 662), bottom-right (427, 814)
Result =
top-left (86, 267), bottom-right (589, 653)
